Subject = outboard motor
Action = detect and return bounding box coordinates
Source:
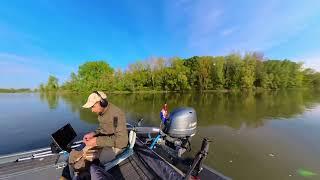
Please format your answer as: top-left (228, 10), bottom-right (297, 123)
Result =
top-left (161, 107), bottom-right (197, 157)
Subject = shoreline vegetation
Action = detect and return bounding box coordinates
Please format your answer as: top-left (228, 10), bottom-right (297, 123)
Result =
top-left (3, 53), bottom-right (320, 93)
top-left (0, 88), bottom-right (33, 93)
top-left (0, 88), bottom-right (314, 94)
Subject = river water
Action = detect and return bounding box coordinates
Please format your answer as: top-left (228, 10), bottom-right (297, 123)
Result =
top-left (0, 90), bottom-right (319, 180)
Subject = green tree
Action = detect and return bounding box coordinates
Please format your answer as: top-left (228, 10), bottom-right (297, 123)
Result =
top-left (77, 61), bottom-right (114, 92)
top-left (61, 72), bottom-right (79, 91)
top-left (164, 58), bottom-right (190, 91)
top-left (240, 53), bottom-right (257, 89)
top-left (224, 53), bottom-right (243, 89)
top-left (254, 59), bottom-right (265, 88)
top-left (127, 61), bottom-right (152, 91)
top-left (303, 68), bottom-right (320, 88)
top-left (211, 56), bottom-right (225, 89)
top-left (183, 56), bottom-right (200, 90)
top-left (44, 75), bottom-right (59, 91)
top-left (197, 56), bottom-right (214, 90)
top-left (39, 83), bottom-right (45, 92)
top-left (148, 57), bottom-right (167, 90)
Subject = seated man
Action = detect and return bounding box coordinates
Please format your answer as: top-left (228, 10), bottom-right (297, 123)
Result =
top-left (81, 91), bottom-right (128, 164)
top-left (61, 91), bottom-right (128, 180)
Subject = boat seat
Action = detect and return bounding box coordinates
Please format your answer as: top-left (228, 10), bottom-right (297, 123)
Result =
top-left (103, 130), bottom-right (136, 171)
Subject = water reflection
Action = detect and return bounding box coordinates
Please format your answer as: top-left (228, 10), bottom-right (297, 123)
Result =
top-left (39, 89), bottom-right (320, 128)
top-left (60, 93), bottom-right (98, 124)
top-left (39, 92), bottom-right (59, 109)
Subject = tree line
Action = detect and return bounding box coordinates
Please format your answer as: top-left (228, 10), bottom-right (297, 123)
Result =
top-left (40, 52), bottom-right (320, 92)
top-left (0, 88), bottom-right (33, 93)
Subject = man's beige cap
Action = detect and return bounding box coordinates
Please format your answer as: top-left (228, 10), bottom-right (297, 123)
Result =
top-left (82, 91), bottom-right (107, 108)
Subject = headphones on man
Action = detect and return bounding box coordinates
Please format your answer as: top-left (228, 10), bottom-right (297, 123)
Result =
top-left (93, 91), bottom-right (108, 107)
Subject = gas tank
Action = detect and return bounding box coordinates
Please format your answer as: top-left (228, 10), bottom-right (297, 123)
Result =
top-left (163, 107), bottom-right (197, 138)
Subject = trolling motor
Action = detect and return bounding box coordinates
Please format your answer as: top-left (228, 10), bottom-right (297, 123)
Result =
top-left (185, 138), bottom-right (211, 179)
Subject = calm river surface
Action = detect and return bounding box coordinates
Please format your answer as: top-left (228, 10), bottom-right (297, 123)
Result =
top-left (0, 90), bottom-right (319, 180)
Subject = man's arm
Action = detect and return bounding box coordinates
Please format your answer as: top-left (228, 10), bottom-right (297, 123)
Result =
top-left (84, 135), bottom-right (115, 147)
top-left (96, 135), bottom-right (116, 147)
top-left (83, 125), bottom-right (102, 140)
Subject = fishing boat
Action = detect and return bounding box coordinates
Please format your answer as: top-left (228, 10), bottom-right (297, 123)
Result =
top-left (0, 107), bottom-right (230, 180)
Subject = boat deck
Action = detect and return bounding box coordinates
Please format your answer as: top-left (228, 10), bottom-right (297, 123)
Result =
top-left (0, 140), bottom-right (230, 180)
top-left (0, 153), bottom-right (62, 180)
top-left (108, 153), bottom-right (155, 179)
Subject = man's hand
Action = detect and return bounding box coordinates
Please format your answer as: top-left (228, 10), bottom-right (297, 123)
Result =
top-left (84, 137), bottom-right (97, 146)
top-left (83, 132), bottom-right (95, 142)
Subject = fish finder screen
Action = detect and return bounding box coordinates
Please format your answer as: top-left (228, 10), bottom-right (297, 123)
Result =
top-left (51, 123), bottom-right (77, 151)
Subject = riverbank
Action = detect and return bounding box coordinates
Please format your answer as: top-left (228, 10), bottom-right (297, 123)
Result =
top-left (1, 87), bottom-right (316, 94)
top-left (0, 88), bottom-right (34, 93)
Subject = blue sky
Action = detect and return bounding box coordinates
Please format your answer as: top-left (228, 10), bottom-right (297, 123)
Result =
top-left (1, 0), bottom-right (320, 88)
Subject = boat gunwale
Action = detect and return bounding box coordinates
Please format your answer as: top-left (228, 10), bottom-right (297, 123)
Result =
top-left (0, 141), bottom-right (82, 164)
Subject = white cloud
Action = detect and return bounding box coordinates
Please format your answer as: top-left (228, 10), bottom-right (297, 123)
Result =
top-left (221, 27), bottom-right (236, 37)
top-left (187, 9), bottom-right (223, 48)
top-left (164, 0), bottom-right (224, 54)
top-left (164, 0), bottom-right (320, 56)
top-left (221, 1), bottom-right (320, 53)
top-left (296, 53), bottom-right (320, 71)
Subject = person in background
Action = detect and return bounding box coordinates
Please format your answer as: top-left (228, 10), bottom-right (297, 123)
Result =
top-left (160, 103), bottom-right (169, 124)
